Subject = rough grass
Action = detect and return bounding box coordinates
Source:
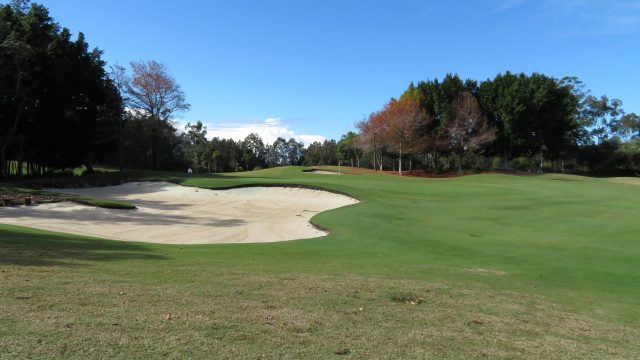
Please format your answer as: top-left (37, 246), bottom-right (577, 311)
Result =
top-left (0, 186), bottom-right (135, 209)
top-left (1, 166), bottom-right (640, 358)
top-left (2, 267), bottom-right (638, 359)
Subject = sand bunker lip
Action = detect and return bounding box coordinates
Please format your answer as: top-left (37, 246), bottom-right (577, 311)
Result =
top-left (0, 182), bottom-right (359, 244)
top-left (303, 169), bottom-right (343, 175)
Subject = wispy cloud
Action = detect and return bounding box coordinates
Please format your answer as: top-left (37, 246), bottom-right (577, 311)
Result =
top-left (177, 118), bottom-right (326, 147)
top-left (477, 0), bottom-right (640, 36)
top-left (487, 0), bottom-right (528, 15)
top-left (544, 0), bottom-right (640, 36)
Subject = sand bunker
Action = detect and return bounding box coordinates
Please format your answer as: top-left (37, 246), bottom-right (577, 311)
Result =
top-left (0, 182), bottom-right (358, 244)
top-left (306, 169), bottom-right (342, 175)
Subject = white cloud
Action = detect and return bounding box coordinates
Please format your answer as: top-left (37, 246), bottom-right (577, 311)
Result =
top-left (177, 117), bottom-right (327, 147)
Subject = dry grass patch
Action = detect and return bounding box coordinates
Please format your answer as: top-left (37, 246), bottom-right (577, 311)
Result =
top-left (465, 268), bottom-right (509, 276)
top-left (1, 267), bottom-right (639, 359)
top-left (609, 177), bottom-right (640, 186)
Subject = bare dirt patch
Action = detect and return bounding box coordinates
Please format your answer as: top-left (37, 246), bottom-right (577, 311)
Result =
top-left (0, 182), bottom-right (358, 244)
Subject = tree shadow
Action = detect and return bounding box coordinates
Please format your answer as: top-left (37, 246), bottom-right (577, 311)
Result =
top-left (0, 225), bottom-right (168, 267)
top-left (3, 201), bottom-right (247, 228)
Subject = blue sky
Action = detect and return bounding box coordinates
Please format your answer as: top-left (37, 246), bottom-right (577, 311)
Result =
top-left (34, 0), bottom-right (640, 144)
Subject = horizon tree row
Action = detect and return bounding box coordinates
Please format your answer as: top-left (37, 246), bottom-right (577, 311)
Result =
top-left (355, 73), bottom-right (640, 174)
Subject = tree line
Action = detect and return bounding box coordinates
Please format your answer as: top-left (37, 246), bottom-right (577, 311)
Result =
top-left (1, 1), bottom-right (122, 178)
top-left (0, 1), bottom-right (356, 177)
top-left (355, 73), bottom-right (640, 175)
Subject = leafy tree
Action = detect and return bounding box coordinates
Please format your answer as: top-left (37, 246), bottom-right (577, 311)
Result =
top-left (0, 2), bottom-right (122, 177)
top-left (617, 139), bottom-right (640, 176)
top-left (183, 121), bottom-right (208, 171)
top-left (210, 148), bottom-right (221, 173)
top-left (355, 112), bottom-right (387, 170)
top-left (242, 133), bottom-right (265, 170)
top-left (380, 98), bottom-right (428, 175)
top-left (337, 131), bottom-right (362, 167)
top-left (613, 113), bottom-right (640, 140)
top-left (303, 141), bottom-right (322, 166)
top-left (286, 138), bottom-right (305, 165)
top-left (271, 137), bottom-right (288, 166)
top-left (118, 113), bottom-right (185, 170)
top-left (476, 71), bottom-right (524, 162)
top-left (320, 139), bottom-right (337, 166)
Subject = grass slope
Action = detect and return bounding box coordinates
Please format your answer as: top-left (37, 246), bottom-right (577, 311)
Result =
top-left (1, 167), bottom-right (639, 358)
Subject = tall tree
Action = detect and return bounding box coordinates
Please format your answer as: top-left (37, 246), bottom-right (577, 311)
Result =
top-left (242, 133), bottom-right (265, 170)
top-left (285, 138), bottom-right (304, 165)
top-left (337, 131), bottom-right (362, 167)
top-left (0, 2), bottom-right (122, 177)
top-left (183, 121), bottom-right (208, 171)
top-left (355, 112), bottom-right (386, 171)
top-left (381, 98), bottom-right (428, 175)
top-left (615, 113), bottom-right (640, 139)
top-left (124, 60), bottom-right (190, 169)
top-left (446, 92), bottom-right (496, 172)
top-left (271, 137), bottom-right (289, 166)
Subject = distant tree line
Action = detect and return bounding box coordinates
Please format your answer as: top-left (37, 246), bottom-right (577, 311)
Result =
top-left (356, 73), bottom-right (640, 175)
top-left (169, 123), bottom-right (355, 173)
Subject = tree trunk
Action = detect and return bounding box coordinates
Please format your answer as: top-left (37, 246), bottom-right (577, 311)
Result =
top-left (151, 117), bottom-right (159, 170)
top-left (372, 148), bottom-right (377, 171)
top-left (0, 144), bottom-right (7, 178)
top-left (118, 120), bottom-right (124, 171)
top-left (17, 135), bottom-right (24, 177)
top-left (503, 149), bottom-right (508, 169)
top-left (458, 148), bottom-right (463, 173)
top-left (398, 147), bottom-right (402, 176)
top-left (84, 162), bottom-right (95, 175)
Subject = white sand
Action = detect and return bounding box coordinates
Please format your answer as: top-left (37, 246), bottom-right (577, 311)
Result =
top-left (307, 170), bottom-right (341, 175)
top-left (0, 182), bottom-right (358, 244)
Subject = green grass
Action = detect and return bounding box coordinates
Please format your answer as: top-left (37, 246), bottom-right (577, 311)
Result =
top-left (1, 167), bottom-right (639, 358)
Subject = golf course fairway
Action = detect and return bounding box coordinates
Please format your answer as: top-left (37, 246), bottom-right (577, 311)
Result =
top-left (1, 166), bottom-right (639, 358)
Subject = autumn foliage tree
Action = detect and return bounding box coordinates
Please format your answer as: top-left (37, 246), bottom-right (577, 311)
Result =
top-left (446, 92), bottom-right (496, 172)
top-left (124, 60), bottom-right (190, 169)
top-left (381, 98), bottom-right (430, 175)
top-left (356, 113), bottom-right (385, 171)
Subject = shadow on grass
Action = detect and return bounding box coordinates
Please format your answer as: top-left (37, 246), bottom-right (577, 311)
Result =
top-left (0, 225), bottom-right (167, 267)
